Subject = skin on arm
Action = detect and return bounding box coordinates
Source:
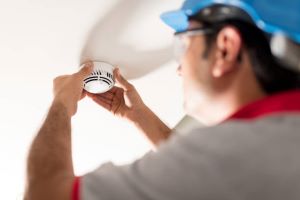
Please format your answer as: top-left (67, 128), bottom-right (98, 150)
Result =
top-left (87, 68), bottom-right (171, 147)
top-left (25, 63), bottom-right (93, 200)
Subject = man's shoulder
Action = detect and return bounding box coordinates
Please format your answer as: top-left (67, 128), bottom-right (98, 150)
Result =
top-left (185, 114), bottom-right (300, 139)
top-left (165, 114), bottom-right (300, 159)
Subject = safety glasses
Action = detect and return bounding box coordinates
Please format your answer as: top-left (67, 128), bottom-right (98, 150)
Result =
top-left (173, 27), bottom-right (214, 62)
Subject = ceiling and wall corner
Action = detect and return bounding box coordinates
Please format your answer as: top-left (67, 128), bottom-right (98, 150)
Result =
top-left (0, 0), bottom-right (186, 199)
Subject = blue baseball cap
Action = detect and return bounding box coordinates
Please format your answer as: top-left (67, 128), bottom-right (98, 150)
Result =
top-left (160, 0), bottom-right (300, 44)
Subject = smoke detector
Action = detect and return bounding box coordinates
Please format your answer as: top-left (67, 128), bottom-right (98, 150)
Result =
top-left (83, 61), bottom-right (115, 94)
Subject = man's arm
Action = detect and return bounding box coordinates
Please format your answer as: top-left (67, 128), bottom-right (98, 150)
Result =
top-left (25, 63), bottom-right (93, 200)
top-left (25, 101), bottom-right (74, 200)
top-left (129, 105), bottom-right (171, 147)
top-left (87, 68), bottom-right (172, 147)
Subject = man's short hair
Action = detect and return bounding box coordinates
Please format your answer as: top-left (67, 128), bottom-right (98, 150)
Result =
top-left (195, 19), bottom-right (300, 94)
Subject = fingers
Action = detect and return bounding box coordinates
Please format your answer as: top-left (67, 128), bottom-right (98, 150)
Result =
top-left (75, 62), bottom-right (93, 79)
top-left (90, 95), bottom-right (111, 111)
top-left (93, 98), bottom-right (111, 111)
top-left (100, 91), bottom-right (115, 99)
top-left (80, 90), bottom-right (87, 100)
top-left (87, 90), bottom-right (115, 100)
top-left (109, 86), bottom-right (119, 94)
top-left (114, 68), bottom-right (134, 91)
top-left (94, 95), bottom-right (111, 104)
top-left (87, 92), bottom-right (113, 106)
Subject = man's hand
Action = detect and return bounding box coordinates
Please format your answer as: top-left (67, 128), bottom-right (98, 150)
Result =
top-left (87, 68), bottom-right (146, 121)
top-left (25, 64), bottom-right (95, 200)
top-left (53, 62), bottom-right (93, 116)
top-left (87, 68), bottom-right (172, 147)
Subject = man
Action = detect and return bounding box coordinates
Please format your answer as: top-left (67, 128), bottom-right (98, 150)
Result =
top-left (25, 0), bottom-right (300, 199)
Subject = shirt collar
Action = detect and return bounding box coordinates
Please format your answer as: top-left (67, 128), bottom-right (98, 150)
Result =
top-left (229, 90), bottom-right (300, 120)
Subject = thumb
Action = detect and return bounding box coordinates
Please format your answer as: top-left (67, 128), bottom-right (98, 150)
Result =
top-left (114, 68), bottom-right (133, 91)
top-left (76, 62), bottom-right (93, 79)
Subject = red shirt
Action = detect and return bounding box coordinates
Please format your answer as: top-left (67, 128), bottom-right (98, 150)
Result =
top-left (229, 90), bottom-right (300, 120)
top-left (72, 89), bottom-right (300, 200)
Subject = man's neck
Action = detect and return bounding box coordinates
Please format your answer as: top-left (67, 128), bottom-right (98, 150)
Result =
top-left (193, 86), bottom-right (266, 126)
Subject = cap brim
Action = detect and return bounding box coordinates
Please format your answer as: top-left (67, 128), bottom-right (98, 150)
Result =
top-left (160, 10), bottom-right (189, 32)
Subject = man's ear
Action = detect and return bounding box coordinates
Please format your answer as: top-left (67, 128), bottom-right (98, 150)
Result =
top-left (212, 26), bottom-right (242, 78)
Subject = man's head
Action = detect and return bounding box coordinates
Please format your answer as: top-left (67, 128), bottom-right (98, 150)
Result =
top-left (176, 19), bottom-right (266, 124)
top-left (161, 2), bottom-right (300, 125)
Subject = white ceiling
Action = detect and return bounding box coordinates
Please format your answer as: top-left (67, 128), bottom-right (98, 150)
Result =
top-left (0, 0), bottom-right (185, 199)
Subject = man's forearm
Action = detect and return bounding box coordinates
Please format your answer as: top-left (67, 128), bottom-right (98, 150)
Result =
top-left (130, 106), bottom-right (172, 147)
top-left (25, 100), bottom-right (74, 199)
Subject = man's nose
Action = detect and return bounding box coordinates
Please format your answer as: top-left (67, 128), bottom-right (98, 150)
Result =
top-left (177, 65), bottom-right (182, 76)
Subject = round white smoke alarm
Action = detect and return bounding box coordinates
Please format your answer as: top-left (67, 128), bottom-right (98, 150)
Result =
top-left (83, 61), bottom-right (115, 94)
